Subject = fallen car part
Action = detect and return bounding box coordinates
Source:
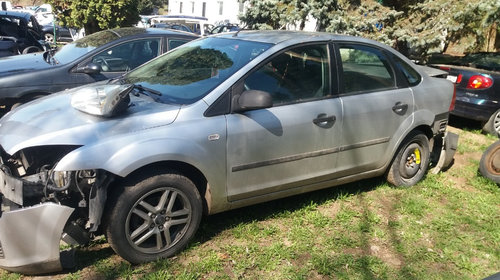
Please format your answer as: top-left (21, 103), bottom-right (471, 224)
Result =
top-left (431, 131), bottom-right (459, 174)
top-left (0, 203), bottom-right (74, 274)
top-left (479, 140), bottom-right (500, 184)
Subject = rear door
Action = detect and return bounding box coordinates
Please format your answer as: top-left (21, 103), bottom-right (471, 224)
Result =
top-left (334, 43), bottom-right (414, 177)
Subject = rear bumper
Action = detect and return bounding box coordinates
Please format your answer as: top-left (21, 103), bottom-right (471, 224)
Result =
top-left (0, 203), bottom-right (74, 275)
top-left (451, 93), bottom-right (499, 122)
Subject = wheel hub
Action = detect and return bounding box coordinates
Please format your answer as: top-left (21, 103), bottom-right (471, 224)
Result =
top-left (403, 148), bottom-right (421, 178)
top-left (154, 215), bottom-right (167, 225)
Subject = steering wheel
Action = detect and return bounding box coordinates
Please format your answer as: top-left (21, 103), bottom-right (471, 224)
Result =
top-left (95, 57), bottom-right (111, 72)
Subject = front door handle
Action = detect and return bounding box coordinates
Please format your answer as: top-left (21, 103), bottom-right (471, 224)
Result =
top-left (313, 114), bottom-right (336, 128)
top-left (392, 102), bottom-right (408, 115)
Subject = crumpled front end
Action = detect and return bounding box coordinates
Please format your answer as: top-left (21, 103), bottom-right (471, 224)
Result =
top-left (0, 144), bottom-right (114, 275)
top-left (0, 203), bottom-right (74, 274)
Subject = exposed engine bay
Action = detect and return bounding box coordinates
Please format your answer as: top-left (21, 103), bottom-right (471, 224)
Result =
top-left (0, 145), bottom-right (114, 274)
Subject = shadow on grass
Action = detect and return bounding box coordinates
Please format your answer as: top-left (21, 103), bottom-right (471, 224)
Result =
top-left (195, 176), bottom-right (385, 245)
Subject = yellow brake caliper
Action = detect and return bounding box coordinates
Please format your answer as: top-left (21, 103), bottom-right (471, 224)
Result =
top-left (414, 148), bottom-right (421, 165)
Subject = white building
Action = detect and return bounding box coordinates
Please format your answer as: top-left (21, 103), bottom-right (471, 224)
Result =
top-left (168, 0), bottom-right (246, 25)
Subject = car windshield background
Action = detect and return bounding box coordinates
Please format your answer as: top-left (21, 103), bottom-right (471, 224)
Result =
top-left (124, 37), bottom-right (272, 104)
top-left (53, 30), bottom-right (121, 64)
top-left (339, 44), bottom-right (396, 93)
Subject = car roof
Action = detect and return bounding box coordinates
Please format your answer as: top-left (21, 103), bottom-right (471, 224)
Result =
top-left (215, 30), bottom-right (390, 49)
top-left (0, 10), bottom-right (32, 20)
top-left (100, 27), bottom-right (199, 38)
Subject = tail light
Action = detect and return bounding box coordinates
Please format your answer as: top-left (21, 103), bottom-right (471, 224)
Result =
top-left (449, 85), bottom-right (456, 111)
top-left (466, 75), bottom-right (493, 89)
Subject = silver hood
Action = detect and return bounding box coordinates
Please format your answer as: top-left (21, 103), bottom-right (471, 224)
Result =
top-left (0, 92), bottom-right (181, 155)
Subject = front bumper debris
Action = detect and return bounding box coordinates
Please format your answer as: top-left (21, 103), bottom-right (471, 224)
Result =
top-left (431, 131), bottom-right (459, 174)
top-left (0, 203), bottom-right (74, 275)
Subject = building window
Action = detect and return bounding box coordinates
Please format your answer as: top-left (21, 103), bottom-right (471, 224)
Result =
top-left (202, 2), bottom-right (206, 17)
top-left (191, 1), bottom-right (195, 14)
top-left (179, 1), bottom-right (183, 13)
top-left (217, 1), bottom-right (223, 15)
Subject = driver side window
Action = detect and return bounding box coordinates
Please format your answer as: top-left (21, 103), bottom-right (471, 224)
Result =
top-left (92, 38), bottom-right (161, 72)
top-left (244, 44), bottom-right (330, 105)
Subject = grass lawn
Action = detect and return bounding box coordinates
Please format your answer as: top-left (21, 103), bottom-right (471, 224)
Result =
top-left (1, 119), bottom-right (499, 280)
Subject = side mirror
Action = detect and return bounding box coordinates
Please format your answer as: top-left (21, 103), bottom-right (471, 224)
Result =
top-left (76, 63), bottom-right (101, 74)
top-left (234, 90), bottom-right (272, 112)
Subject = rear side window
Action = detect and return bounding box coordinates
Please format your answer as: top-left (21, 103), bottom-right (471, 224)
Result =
top-left (393, 55), bottom-right (421, 86)
top-left (339, 44), bottom-right (395, 93)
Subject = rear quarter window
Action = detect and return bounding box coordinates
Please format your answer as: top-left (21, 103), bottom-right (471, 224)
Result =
top-left (393, 56), bottom-right (422, 87)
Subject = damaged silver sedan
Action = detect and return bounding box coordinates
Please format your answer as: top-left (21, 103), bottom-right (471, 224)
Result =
top-left (0, 31), bottom-right (458, 274)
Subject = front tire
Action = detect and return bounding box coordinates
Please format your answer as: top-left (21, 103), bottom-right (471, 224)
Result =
top-left (105, 171), bottom-right (202, 264)
top-left (386, 132), bottom-right (430, 187)
top-left (479, 140), bottom-right (500, 184)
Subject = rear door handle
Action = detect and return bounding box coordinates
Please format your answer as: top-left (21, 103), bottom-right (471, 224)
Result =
top-left (313, 114), bottom-right (336, 128)
top-left (392, 102), bottom-right (408, 115)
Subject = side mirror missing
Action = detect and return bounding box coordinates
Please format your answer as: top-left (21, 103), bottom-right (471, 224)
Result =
top-left (235, 90), bottom-right (272, 112)
top-left (76, 63), bottom-right (102, 74)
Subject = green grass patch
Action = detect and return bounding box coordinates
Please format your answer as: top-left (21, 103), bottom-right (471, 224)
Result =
top-left (1, 126), bottom-right (499, 279)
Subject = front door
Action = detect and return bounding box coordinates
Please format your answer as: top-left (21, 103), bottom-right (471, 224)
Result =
top-left (225, 43), bottom-right (343, 201)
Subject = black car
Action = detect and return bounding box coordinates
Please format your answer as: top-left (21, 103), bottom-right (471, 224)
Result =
top-left (209, 23), bottom-right (240, 34)
top-left (42, 24), bottom-right (78, 43)
top-left (430, 52), bottom-right (500, 135)
top-left (0, 27), bottom-right (198, 110)
top-left (0, 10), bottom-right (48, 57)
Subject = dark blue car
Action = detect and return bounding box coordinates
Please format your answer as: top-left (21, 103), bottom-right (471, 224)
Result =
top-left (0, 27), bottom-right (198, 111)
top-left (431, 52), bottom-right (500, 135)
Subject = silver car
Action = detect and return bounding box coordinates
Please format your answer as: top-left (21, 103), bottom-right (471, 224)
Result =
top-left (0, 31), bottom-right (457, 274)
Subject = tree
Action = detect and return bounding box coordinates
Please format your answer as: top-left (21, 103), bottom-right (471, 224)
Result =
top-left (138, 0), bottom-right (165, 15)
top-left (240, 0), bottom-right (500, 59)
top-left (47, 0), bottom-right (140, 35)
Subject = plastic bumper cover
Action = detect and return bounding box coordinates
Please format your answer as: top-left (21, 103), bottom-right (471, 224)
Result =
top-left (431, 131), bottom-right (459, 174)
top-left (0, 203), bottom-right (74, 275)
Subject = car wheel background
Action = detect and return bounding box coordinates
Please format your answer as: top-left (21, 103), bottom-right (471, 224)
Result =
top-left (479, 140), bottom-right (500, 184)
top-left (21, 46), bottom-right (42, 54)
top-left (482, 109), bottom-right (500, 136)
top-left (386, 132), bottom-right (430, 187)
top-left (44, 32), bottom-right (55, 43)
top-left (105, 170), bottom-right (203, 264)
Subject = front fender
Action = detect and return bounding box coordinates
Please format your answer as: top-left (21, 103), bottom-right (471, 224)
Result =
top-left (54, 116), bottom-right (228, 211)
top-left (55, 135), bottom-right (225, 178)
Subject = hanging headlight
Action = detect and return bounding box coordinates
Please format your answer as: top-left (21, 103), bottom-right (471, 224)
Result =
top-left (71, 84), bottom-right (133, 117)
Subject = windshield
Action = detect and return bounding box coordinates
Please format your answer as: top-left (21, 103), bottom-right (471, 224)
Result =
top-left (53, 29), bottom-right (122, 64)
top-left (123, 37), bottom-right (272, 104)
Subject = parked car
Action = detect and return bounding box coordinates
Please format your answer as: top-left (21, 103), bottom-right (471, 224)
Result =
top-left (0, 10), bottom-right (48, 57)
top-left (148, 15), bottom-right (212, 35)
top-left (429, 52), bottom-right (500, 135)
top-left (150, 22), bottom-right (193, 33)
top-left (0, 31), bottom-right (457, 274)
top-left (0, 27), bottom-right (198, 111)
top-left (41, 24), bottom-right (77, 43)
top-left (209, 23), bottom-right (240, 34)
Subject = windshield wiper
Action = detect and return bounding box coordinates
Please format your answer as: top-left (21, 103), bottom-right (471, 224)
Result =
top-left (132, 84), bottom-right (162, 97)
